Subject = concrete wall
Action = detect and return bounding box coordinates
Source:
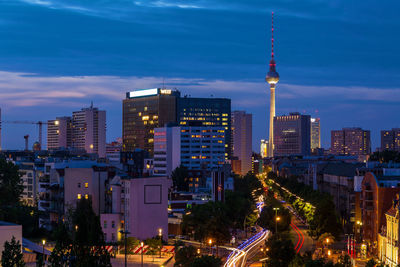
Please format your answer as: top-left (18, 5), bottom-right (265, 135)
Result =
top-left (126, 177), bottom-right (171, 240)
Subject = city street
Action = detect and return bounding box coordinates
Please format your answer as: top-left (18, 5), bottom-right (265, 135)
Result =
top-left (224, 230), bottom-right (270, 267)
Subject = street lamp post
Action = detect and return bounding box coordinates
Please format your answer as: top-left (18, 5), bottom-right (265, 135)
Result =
top-left (273, 207), bottom-right (280, 234)
top-left (42, 239), bottom-right (46, 266)
top-left (158, 228), bottom-right (162, 258)
top-left (208, 239), bottom-right (212, 255)
top-left (141, 242), bottom-right (144, 267)
top-left (119, 230), bottom-right (130, 267)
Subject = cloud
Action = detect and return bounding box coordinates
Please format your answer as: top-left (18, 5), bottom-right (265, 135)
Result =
top-left (0, 71), bottom-right (399, 110)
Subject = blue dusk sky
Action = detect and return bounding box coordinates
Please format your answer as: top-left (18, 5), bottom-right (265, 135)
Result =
top-left (0, 0), bottom-right (399, 151)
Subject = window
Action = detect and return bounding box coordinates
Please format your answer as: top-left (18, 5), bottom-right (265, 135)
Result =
top-left (85, 183), bottom-right (88, 188)
top-left (77, 194), bottom-right (82, 199)
top-left (104, 233), bottom-right (107, 240)
top-left (111, 233), bottom-right (115, 241)
top-left (85, 194), bottom-right (89, 199)
top-left (78, 183), bottom-right (81, 188)
top-left (104, 221), bottom-right (107, 228)
top-left (112, 221), bottom-right (115, 228)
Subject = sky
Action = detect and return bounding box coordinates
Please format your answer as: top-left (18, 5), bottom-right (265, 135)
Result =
top-left (0, 0), bottom-right (399, 151)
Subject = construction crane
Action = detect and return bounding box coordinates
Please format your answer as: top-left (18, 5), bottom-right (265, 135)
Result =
top-left (0, 120), bottom-right (49, 148)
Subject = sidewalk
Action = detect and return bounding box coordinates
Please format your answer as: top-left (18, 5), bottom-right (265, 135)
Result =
top-left (111, 254), bottom-right (173, 267)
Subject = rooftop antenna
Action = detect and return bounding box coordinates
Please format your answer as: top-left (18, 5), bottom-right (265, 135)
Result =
top-left (271, 11), bottom-right (274, 59)
top-left (90, 101), bottom-right (93, 109)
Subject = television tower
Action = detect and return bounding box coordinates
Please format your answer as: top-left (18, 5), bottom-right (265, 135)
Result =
top-left (266, 12), bottom-right (280, 157)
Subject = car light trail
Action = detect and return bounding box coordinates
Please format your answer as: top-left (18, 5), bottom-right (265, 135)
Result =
top-left (224, 230), bottom-right (270, 267)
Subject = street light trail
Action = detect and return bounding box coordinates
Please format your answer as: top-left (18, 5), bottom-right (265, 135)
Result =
top-left (291, 223), bottom-right (301, 252)
top-left (224, 230), bottom-right (270, 267)
top-left (290, 223), bottom-right (305, 254)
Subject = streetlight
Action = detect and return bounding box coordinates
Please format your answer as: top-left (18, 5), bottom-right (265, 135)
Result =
top-left (273, 207), bottom-right (280, 234)
top-left (42, 239), bottom-right (46, 266)
top-left (141, 242), bottom-right (144, 267)
top-left (208, 239), bottom-right (212, 255)
top-left (158, 228), bottom-right (162, 258)
top-left (119, 230), bottom-right (130, 267)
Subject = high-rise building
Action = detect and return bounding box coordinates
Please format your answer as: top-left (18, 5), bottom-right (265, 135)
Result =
top-left (311, 118), bottom-right (321, 151)
top-left (177, 97), bottom-right (231, 159)
top-left (381, 128), bottom-right (400, 152)
top-left (123, 88), bottom-right (232, 160)
top-left (154, 125), bottom-right (226, 190)
top-left (47, 117), bottom-right (72, 150)
top-left (122, 88), bottom-right (180, 155)
top-left (47, 106), bottom-right (106, 157)
top-left (260, 139), bottom-right (268, 158)
top-left (273, 113), bottom-right (311, 156)
top-left (331, 128), bottom-right (370, 156)
top-left (153, 126), bottom-right (181, 177)
top-left (72, 106), bottom-right (106, 157)
top-left (232, 111), bottom-right (252, 175)
top-left (265, 12), bottom-right (280, 157)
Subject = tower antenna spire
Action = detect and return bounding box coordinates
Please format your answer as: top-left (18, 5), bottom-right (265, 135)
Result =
top-left (271, 11), bottom-right (274, 59)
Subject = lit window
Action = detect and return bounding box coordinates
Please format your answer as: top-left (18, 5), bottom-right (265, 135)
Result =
top-left (77, 194), bottom-right (82, 199)
top-left (85, 194), bottom-right (89, 199)
top-left (85, 183), bottom-right (88, 188)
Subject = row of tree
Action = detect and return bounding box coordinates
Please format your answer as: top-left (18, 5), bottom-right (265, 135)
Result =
top-left (266, 172), bottom-right (342, 239)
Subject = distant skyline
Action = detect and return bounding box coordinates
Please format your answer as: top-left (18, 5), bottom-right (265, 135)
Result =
top-left (0, 0), bottom-right (400, 151)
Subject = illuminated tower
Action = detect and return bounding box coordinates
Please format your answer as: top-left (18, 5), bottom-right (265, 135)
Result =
top-left (265, 12), bottom-right (279, 157)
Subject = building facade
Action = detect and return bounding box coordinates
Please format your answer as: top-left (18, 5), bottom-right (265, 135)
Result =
top-left (381, 128), bottom-right (400, 152)
top-left (177, 97), bottom-right (231, 159)
top-left (47, 117), bottom-right (72, 150)
top-left (311, 118), bottom-right (321, 151)
top-left (153, 125), bottom-right (226, 191)
top-left (122, 88), bottom-right (180, 155)
top-left (361, 171), bottom-right (400, 253)
top-left (47, 106), bottom-right (106, 158)
top-left (378, 199), bottom-right (400, 267)
top-left (273, 113), bottom-right (311, 156)
top-left (331, 128), bottom-right (371, 156)
top-left (232, 111), bottom-right (252, 175)
top-left (72, 106), bottom-right (106, 157)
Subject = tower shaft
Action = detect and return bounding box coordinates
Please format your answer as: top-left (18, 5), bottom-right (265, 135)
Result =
top-left (268, 85), bottom-right (275, 157)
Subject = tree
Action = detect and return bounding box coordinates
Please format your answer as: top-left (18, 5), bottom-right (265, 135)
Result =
top-left (257, 195), bottom-right (291, 234)
top-left (49, 199), bottom-right (111, 267)
top-left (72, 199), bottom-right (111, 267)
top-left (190, 255), bottom-right (222, 267)
top-left (144, 238), bottom-right (160, 255)
top-left (174, 246), bottom-right (197, 267)
top-left (365, 259), bottom-right (376, 267)
top-left (1, 236), bottom-right (25, 267)
top-left (182, 201), bottom-right (231, 245)
top-left (171, 165), bottom-right (189, 191)
top-left (49, 223), bottom-right (72, 267)
top-left (0, 159), bottom-right (23, 208)
top-left (265, 234), bottom-right (295, 267)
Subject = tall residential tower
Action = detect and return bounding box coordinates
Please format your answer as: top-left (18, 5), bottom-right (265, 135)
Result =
top-left (265, 12), bottom-right (279, 157)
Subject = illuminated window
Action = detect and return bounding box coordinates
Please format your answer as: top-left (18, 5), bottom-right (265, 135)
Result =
top-left (144, 106), bottom-right (148, 111)
top-left (142, 116), bottom-right (149, 120)
top-left (85, 183), bottom-right (88, 188)
top-left (77, 194), bottom-right (82, 199)
top-left (85, 194), bottom-right (89, 199)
